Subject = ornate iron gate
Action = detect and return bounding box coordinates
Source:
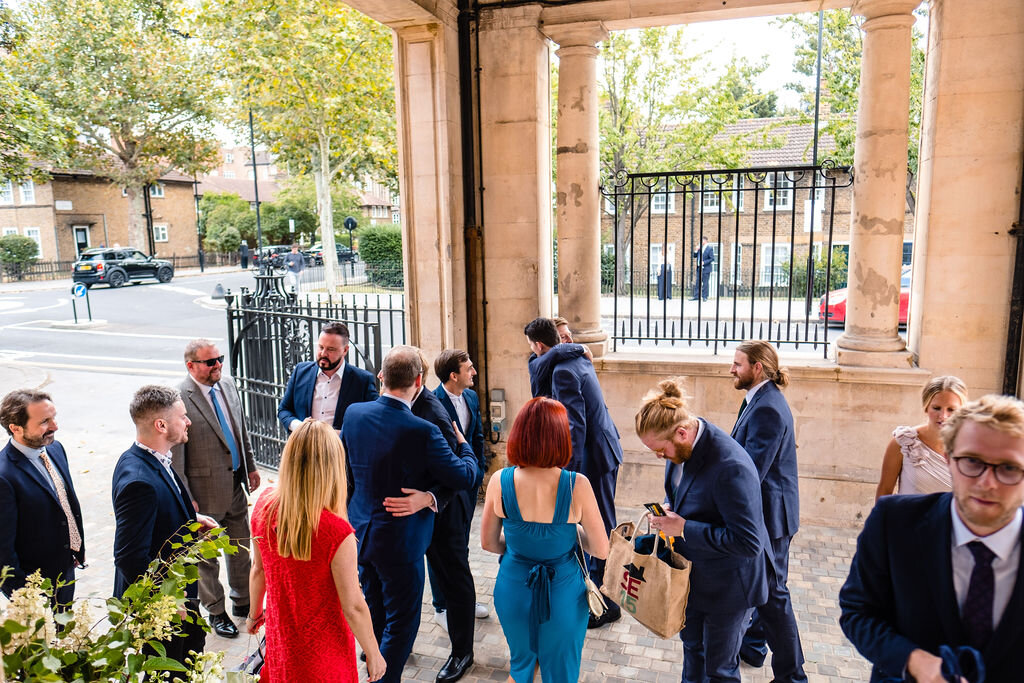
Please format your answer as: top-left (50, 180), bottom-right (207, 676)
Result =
top-left (225, 281), bottom-right (396, 469)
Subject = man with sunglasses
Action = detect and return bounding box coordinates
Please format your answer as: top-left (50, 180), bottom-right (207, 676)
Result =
top-left (840, 394), bottom-right (1024, 683)
top-left (171, 339), bottom-right (259, 639)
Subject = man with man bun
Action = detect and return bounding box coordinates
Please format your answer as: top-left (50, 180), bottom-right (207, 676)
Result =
top-left (730, 340), bottom-right (806, 681)
top-left (636, 377), bottom-right (767, 683)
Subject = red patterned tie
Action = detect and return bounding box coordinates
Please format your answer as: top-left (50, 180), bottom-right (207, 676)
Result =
top-left (962, 541), bottom-right (996, 648)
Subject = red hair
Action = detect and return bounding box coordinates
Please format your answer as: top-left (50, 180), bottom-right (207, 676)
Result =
top-left (506, 397), bottom-right (573, 468)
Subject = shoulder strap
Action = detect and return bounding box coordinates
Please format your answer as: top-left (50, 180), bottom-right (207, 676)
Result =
top-left (553, 469), bottom-right (576, 524)
top-left (499, 467), bottom-right (522, 521)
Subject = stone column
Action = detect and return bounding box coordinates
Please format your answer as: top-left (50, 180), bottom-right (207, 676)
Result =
top-left (544, 22), bottom-right (609, 357)
top-left (836, 0), bottom-right (919, 368)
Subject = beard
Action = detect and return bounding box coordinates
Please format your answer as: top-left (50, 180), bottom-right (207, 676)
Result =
top-left (317, 356), bottom-right (342, 372)
top-left (22, 430), bottom-right (56, 448)
top-left (667, 440), bottom-right (693, 464)
top-left (732, 372), bottom-right (754, 391)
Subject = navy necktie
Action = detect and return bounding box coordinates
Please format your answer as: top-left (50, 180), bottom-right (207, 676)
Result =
top-left (210, 385), bottom-right (241, 470)
top-left (962, 541), bottom-right (996, 649)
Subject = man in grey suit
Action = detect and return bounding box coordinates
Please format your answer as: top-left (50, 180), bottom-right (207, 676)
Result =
top-left (171, 339), bottom-right (259, 639)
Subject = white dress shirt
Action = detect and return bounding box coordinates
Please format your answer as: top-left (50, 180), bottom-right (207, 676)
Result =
top-left (950, 498), bottom-right (1022, 629)
top-left (443, 386), bottom-right (471, 434)
top-left (311, 362), bottom-right (345, 425)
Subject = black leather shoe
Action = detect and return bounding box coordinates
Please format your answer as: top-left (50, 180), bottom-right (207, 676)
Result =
top-left (360, 652), bottom-right (367, 662)
top-left (739, 649), bottom-right (766, 668)
top-left (231, 604), bottom-right (250, 618)
top-left (587, 608), bottom-right (621, 629)
top-left (208, 612), bottom-right (239, 638)
top-left (436, 653), bottom-right (473, 683)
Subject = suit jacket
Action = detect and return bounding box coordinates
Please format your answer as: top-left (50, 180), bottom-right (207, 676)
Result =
top-left (839, 493), bottom-right (1024, 682)
top-left (694, 245), bottom-right (714, 274)
top-left (277, 361), bottom-right (379, 432)
top-left (172, 375), bottom-right (257, 517)
top-left (112, 443), bottom-right (198, 598)
top-left (0, 439), bottom-right (84, 597)
top-left (434, 385), bottom-right (486, 469)
top-left (429, 385), bottom-right (487, 517)
top-left (664, 420), bottom-right (768, 614)
top-left (535, 351), bottom-right (622, 478)
top-left (341, 396), bottom-right (478, 566)
top-left (731, 381), bottom-right (800, 539)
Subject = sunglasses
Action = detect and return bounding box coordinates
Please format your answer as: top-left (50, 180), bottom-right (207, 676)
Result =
top-left (194, 355), bottom-right (225, 367)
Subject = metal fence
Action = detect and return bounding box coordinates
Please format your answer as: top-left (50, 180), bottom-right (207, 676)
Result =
top-left (225, 279), bottom-right (406, 469)
top-left (601, 161), bottom-right (854, 357)
top-left (293, 259), bottom-right (404, 295)
top-left (0, 251), bottom-right (239, 282)
top-left (166, 252), bottom-right (240, 270)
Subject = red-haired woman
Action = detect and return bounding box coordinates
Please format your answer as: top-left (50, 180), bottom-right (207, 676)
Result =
top-left (481, 397), bottom-right (609, 683)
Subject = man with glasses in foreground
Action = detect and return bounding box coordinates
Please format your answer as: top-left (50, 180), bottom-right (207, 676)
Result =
top-left (171, 339), bottom-right (259, 638)
top-left (840, 394), bottom-right (1024, 682)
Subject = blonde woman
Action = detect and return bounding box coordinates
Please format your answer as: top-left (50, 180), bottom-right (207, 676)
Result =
top-left (875, 376), bottom-right (969, 500)
top-left (248, 420), bottom-right (385, 682)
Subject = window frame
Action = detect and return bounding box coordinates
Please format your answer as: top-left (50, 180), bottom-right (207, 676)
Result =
top-left (24, 227), bottom-right (42, 257)
top-left (19, 179), bottom-right (35, 204)
top-left (153, 223), bottom-right (169, 243)
top-left (0, 180), bottom-right (13, 205)
top-left (763, 173), bottom-right (793, 211)
top-left (759, 243), bottom-right (791, 287)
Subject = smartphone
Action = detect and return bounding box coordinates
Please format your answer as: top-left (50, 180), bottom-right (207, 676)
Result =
top-left (644, 502), bottom-right (667, 517)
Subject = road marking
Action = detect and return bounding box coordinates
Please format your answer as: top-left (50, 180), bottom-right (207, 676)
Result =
top-left (0, 349), bottom-right (182, 365)
top-left (0, 359), bottom-right (181, 377)
top-left (0, 320), bottom-right (222, 341)
top-left (153, 284), bottom-right (209, 297)
top-left (0, 299), bottom-right (70, 315)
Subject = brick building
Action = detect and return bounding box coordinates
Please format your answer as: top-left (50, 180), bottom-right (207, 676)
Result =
top-left (0, 170), bottom-right (201, 261)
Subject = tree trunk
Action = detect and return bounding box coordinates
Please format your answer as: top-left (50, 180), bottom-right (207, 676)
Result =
top-left (125, 187), bottom-right (147, 250)
top-left (905, 171), bottom-right (916, 216)
top-left (313, 131), bottom-right (339, 295)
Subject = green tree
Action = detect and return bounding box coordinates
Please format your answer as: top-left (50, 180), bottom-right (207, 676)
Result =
top-left (599, 27), bottom-right (780, 293)
top-left (199, 192), bottom-right (253, 246)
top-left (202, 222), bottom-right (241, 252)
top-left (8, 0), bottom-right (221, 249)
top-left (273, 175), bottom-right (361, 245)
top-left (358, 223), bottom-right (402, 288)
top-left (778, 9), bottom-right (926, 212)
top-left (200, 0), bottom-right (395, 294)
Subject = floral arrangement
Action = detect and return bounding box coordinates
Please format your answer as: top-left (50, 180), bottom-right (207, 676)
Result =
top-left (0, 523), bottom-right (235, 682)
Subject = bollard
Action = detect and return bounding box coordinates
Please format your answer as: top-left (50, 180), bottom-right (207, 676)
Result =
top-left (212, 283), bottom-right (225, 300)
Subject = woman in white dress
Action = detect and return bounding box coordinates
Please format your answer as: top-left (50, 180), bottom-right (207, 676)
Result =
top-left (875, 375), bottom-right (968, 500)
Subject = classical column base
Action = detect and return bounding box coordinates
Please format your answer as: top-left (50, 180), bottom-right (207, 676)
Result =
top-left (836, 347), bottom-right (915, 368)
top-left (573, 327), bottom-right (608, 359)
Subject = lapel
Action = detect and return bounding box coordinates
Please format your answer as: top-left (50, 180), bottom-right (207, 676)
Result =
top-left (184, 379), bottom-right (229, 451)
top-left (5, 440), bottom-right (60, 506)
top-left (130, 444), bottom-right (192, 520)
top-left (917, 493), bottom-right (964, 643)
top-left (435, 386), bottom-right (458, 425)
top-left (984, 518), bottom-right (1024, 662)
top-left (335, 363), bottom-right (359, 427)
top-left (672, 419), bottom-right (710, 509)
top-left (732, 382), bottom-right (773, 437)
top-left (465, 391), bottom-right (479, 435)
top-left (300, 362), bottom-right (317, 420)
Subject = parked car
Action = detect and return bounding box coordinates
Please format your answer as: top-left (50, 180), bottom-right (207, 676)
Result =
top-left (309, 243), bottom-right (357, 265)
top-left (820, 265), bottom-right (911, 326)
top-left (72, 248), bottom-right (174, 288)
top-left (252, 245), bottom-right (292, 270)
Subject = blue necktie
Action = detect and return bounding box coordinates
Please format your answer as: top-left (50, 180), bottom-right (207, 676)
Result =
top-left (210, 385), bottom-right (241, 470)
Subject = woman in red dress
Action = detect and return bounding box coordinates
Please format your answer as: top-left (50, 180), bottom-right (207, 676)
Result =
top-left (248, 420), bottom-right (386, 682)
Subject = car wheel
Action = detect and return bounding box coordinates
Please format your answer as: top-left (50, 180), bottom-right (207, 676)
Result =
top-left (157, 266), bottom-right (173, 283)
top-left (108, 270), bottom-right (126, 288)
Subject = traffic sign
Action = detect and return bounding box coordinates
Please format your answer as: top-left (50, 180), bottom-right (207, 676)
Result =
top-left (72, 283), bottom-right (87, 298)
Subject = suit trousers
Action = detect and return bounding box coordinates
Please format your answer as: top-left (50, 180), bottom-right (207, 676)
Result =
top-left (740, 535), bottom-right (807, 682)
top-left (360, 556), bottom-right (425, 683)
top-left (681, 605), bottom-right (753, 683)
top-left (198, 481), bottom-right (251, 615)
top-left (427, 490), bottom-right (476, 611)
top-left (424, 494), bottom-right (476, 656)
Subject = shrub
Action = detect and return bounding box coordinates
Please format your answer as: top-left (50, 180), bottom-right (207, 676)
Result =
top-left (0, 234), bottom-right (40, 281)
top-left (359, 223), bottom-right (403, 288)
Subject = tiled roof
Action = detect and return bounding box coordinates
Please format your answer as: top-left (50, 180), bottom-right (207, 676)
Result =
top-left (48, 167), bottom-right (196, 184)
top-left (718, 117), bottom-right (840, 167)
top-left (198, 176), bottom-right (281, 203)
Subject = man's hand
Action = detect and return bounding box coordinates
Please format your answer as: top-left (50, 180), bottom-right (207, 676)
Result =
top-left (383, 488), bottom-right (434, 517)
top-left (453, 421), bottom-right (467, 445)
top-left (248, 469), bottom-right (261, 492)
top-left (196, 514), bottom-right (219, 530)
top-left (647, 510), bottom-right (685, 537)
top-left (906, 648), bottom-right (964, 683)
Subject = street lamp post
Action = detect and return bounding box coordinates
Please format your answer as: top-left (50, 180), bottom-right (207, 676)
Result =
top-left (344, 215), bottom-right (357, 277)
top-left (248, 107), bottom-right (265, 273)
top-left (192, 175), bottom-right (204, 272)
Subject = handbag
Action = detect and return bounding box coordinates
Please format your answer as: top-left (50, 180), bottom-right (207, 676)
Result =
top-left (600, 511), bottom-right (692, 639)
top-left (575, 526), bottom-right (607, 619)
top-left (226, 632), bottom-right (265, 683)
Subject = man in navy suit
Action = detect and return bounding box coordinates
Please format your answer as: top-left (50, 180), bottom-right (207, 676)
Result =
top-left (691, 235), bottom-right (714, 301)
top-left (730, 341), bottom-right (806, 681)
top-left (343, 346), bottom-right (479, 683)
top-left (841, 394), bottom-right (1024, 683)
top-left (636, 377), bottom-right (767, 683)
top-left (278, 321), bottom-right (379, 434)
top-left (0, 390), bottom-right (85, 605)
top-left (113, 385), bottom-right (217, 664)
top-left (524, 316), bottom-right (623, 627)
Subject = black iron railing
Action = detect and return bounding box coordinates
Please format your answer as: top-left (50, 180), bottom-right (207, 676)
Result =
top-left (601, 161), bottom-right (853, 357)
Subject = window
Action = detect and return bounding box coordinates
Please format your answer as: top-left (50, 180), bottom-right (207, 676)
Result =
top-left (19, 180), bottom-right (34, 204)
top-left (650, 182), bottom-right (675, 214)
top-left (392, 209), bottom-right (401, 223)
top-left (2, 227), bottom-right (18, 236)
top-left (727, 243), bottom-right (743, 285)
top-left (902, 241), bottom-right (913, 266)
top-left (149, 184), bottom-right (165, 198)
top-left (24, 228), bottom-right (42, 257)
top-left (649, 242), bottom-right (677, 284)
top-left (153, 224), bottom-right (169, 242)
top-left (764, 173), bottom-right (793, 211)
top-left (0, 180), bottom-right (12, 204)
top-left (759, 243), bottom-right (791, 286)
top-left (702, 189), bottom-right (720, 213)
top-left (247, 170), bottom-right (255, 180)
top-left (225, 153), bottom-right (234, 164)
top-left (702, 175), bottom-right (745, 213)
top-left (223, 170), bottom-right (236, 179)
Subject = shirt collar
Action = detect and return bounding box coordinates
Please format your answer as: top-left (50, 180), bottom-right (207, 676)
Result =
top-left (443, 385), bottom-right (464, 402)
top-left (317, 361), bottom-right (346, 382)
top-left (693, 418), bottom-right (706, 447)
top-left (135, 441), bottom-right (174, 468)
top-left (745, 379), bottom-right (772, 403)
top-left (950, 497), bottom-right (1023, 561)
top-left (382, 391), bottom-right (413, 409)
top-left (9, 437), bottom-right (44, 459)
top-left (190, 373), bottom-right (216, 397)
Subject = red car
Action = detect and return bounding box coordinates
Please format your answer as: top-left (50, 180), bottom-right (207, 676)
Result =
top-left (820, 265), bottom-right (911, 326)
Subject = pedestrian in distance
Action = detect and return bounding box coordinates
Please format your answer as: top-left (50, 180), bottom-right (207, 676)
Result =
top-left (283, 243), bottom-right (305, 291)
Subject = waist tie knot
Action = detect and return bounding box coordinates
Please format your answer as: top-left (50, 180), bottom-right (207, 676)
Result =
top-left (526, 563), bottom-right (556, 652)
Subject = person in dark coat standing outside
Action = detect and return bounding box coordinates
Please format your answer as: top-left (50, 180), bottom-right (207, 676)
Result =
top-left (691, 235), bottom-right (714, 301)
top-left (239, 241), bottom-right (249, 270)
top-left (730, 340), bottom-right (807, 681)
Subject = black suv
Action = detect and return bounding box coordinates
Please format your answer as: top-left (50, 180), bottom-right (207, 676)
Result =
top-left (72, 248), bottom-right (175, 288)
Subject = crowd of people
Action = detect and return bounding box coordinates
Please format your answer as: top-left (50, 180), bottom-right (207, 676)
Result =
top-left (1, 314), bottom-right (1023, 683)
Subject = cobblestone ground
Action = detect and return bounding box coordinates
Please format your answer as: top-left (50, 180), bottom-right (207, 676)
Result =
top-left (14, 363), bottom-right (872, 683)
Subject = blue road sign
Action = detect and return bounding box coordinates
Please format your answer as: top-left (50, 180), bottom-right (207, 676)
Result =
top-left (72, 283), bottom-right (87, 298)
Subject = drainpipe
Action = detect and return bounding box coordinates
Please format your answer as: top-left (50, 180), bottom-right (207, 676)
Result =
top-left (1002, 143), bottom-right (1024, 396)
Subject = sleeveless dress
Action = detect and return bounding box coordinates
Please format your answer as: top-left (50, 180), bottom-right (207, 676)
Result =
top-left (251, 490), bottom-right (359, 683)
top-left (893, 425), bottom-right (952, 495)
top-left (492, 467), bottom-right (588, 683)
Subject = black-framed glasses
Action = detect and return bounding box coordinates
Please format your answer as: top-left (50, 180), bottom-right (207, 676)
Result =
top-left (194, 355), bottom-right (224, 367)
top-left (952, 456), bottom-right (1024, 486)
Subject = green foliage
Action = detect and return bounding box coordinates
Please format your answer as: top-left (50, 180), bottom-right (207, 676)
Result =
top-left (0, 526), bottom-right (233, 681)
top-left (200, 192), bottom-right (251, 248)
top-left (203, 223), bottom-right (241, 253)
top-left (0, 234), bottom-right (39, 264)
top-left (358, 223), bottom-right (403, 288)
top-left (783, 246), bottom-right (849, 298)
top-left (273, 176), bottom-right (361, 243)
